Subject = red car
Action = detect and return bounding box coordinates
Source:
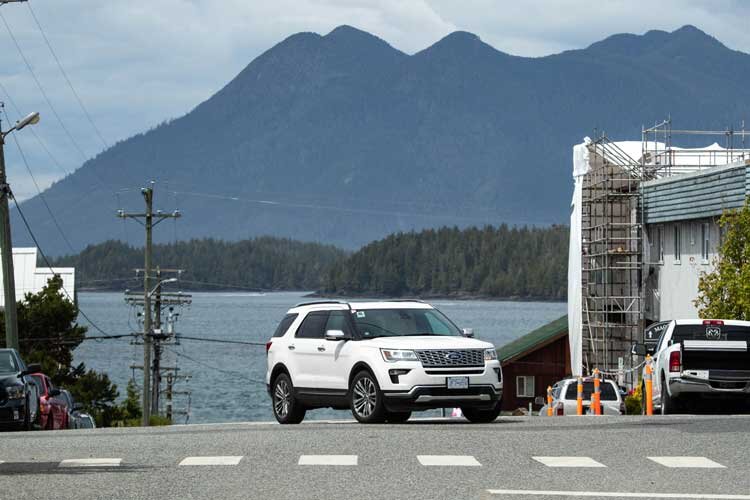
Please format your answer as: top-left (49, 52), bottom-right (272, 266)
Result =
top-left (30, 374), bottom-right (68, 430)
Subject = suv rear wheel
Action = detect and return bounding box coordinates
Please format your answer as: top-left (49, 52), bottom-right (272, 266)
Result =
top-left (386, 411), bottom-right (411, 423)
top-left (350, 371), bottom-right (386, 423)
top-left (461, 402), bottom-right (501, 423)
top-left (272, 373), bottom-right (306, 424)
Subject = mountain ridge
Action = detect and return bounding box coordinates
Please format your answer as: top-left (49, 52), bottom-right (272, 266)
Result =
top-left (14, 24), bottom-right (750, 254)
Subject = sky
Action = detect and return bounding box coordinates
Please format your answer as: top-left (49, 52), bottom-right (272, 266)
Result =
top-left (0, 0), bottom-right (749, 200)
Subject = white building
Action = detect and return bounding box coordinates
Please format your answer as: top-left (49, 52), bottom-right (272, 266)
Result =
top-left (568, 124), bottom-right (750, 378)
top-left (0, 247), bottom-right (75, 307)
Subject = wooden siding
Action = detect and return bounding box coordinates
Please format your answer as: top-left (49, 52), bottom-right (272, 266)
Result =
top-left (642, 164), bottom-right (748, 224)
top-left (500, 335), bottom-right (570, 412)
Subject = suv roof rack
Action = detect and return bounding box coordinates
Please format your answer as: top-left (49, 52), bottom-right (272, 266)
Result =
top-left (294, 300), bottom-right (348, 307)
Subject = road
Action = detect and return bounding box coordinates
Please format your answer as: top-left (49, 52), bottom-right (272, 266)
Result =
top-left (1, 415), bottom-right (749, 500)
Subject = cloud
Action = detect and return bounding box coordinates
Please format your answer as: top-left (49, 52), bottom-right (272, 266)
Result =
top-left (0, 0), bottom-right (747, 201)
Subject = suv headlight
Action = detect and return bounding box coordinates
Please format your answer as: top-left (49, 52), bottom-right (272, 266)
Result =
top-left (381, 349), bottom-right (418, 362)
top-left (484, 348), bottom-right (498, 361)
top-left (5, 385), bottom-right (24, 400)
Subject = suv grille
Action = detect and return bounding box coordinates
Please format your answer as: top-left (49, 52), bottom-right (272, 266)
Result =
top-left (415, 349), bottom-right (484, 368)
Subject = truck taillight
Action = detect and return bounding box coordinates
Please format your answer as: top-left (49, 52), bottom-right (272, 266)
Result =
top-left (703, 320), bottom-right (724, 326)
top-left (669, 351), bottom-right (681, 372)
top-left (556, 403), bottom-right (564, 416)
top-left (265, 341), bottom-right (273, 354)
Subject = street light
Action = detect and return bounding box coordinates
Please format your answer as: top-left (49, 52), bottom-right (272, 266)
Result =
top-left (148, 278), bottom-right (177, 297)
top-left (0, 109), bottom-right (40, 351)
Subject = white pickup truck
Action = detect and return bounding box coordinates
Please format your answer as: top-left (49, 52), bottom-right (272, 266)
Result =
top-left (637, 319), bottom-right (750, 414)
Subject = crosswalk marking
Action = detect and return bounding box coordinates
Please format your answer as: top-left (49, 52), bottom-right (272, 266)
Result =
top-left (417, 455), bottom-right (481, 466)
top-left (648, 457), bottom-right (726, 469)
top-left (533, 456), bottom-right (606, 468)
top-left (179, 456), bottom-right (244, 466)
top-left (59, 458), bottom-right (122, 467)
top-left (298, 455), bottom-right (358, 466)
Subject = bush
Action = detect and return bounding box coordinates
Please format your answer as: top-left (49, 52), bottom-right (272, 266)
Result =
top-left (625, 382), bottom-right (643, 415)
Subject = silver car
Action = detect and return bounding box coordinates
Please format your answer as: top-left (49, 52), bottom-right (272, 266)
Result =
top-left (539, 377), bottom-right (625, 416)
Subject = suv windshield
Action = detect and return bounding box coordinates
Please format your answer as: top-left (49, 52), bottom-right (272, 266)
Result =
top-left (0, 351), bottom-right (17, 373)
top-left (351, 308), bottom-right (461, 338)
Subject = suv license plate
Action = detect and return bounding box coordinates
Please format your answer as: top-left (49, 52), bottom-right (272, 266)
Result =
top-left (447, 377), bottom-right (469, 389)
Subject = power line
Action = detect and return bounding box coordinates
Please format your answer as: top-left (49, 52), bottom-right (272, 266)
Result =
top-left (165, 347), bottom-right (266, 384)
top-left (175, 335), bottom-right (266, 347)
top-left (19, 333), bottom-right (138, 343)
top-left (5, 110), bottom-right (76, 254)
top-left (0, 10), bottom-right (90, 162)
top-left (25, 2), bottom-right (109, 150)
top-left (10, 194), bottom-right (116, 338)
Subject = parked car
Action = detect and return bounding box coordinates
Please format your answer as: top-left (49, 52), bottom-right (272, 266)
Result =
top-left (56, 389), bottom-right (85, 429)
top-left (75, 413), bottom-right (96, 429)
top-left (634, 319), bottom-right (750, 414)
top-left (0, 349), bottom-right (41, 431)
top-left (266, 300), bottom-right (503, 424)
top-left (30, 373), bottom-right (69, 430)
top-left (539, 377), bottom-right (625, 416)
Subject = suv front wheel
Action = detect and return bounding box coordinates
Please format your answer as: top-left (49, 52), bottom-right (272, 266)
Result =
top-left (461, 402), bottom-right (501, 423)
top-left (350, 371), bottom-right (386, 423)
top-left (272, 373), bottom-right (306, 424)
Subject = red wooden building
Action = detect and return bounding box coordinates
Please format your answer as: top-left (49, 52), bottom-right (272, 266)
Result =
top-left (498, 315), bottom-right (570, 412)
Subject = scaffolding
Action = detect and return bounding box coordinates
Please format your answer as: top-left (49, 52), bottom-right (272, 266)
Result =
top-left (581, 137), bottom-right (644, 378)
top-left (578, 119), bottom-right (750, 382)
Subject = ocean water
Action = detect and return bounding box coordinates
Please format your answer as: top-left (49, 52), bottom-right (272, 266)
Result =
top-left (73, 291), bottom-right (566, 424)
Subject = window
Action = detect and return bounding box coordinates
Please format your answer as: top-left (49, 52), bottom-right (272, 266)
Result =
top-left (690, 224), bottom-right (696, 246)
top-left (350, 308), bottom-right (461, 338)
top-left (701, 223), bottom-right (710, 263)
top-left (516, 376), bottom-right (535, 398)
top-left (0, 351), bottom-right (17, 373)
top-left (295, 311), bottom-right (329, 339)
top-left (653, 226), bottom-right (664, 264)
top-left (325, 311), bottom-right (352, 336)
top-left (673, 224), bottom-right (681, 264)
top-left (564, 381), bottom-right (618, 401)
top-left (272, 313), bottom-right (298, 338)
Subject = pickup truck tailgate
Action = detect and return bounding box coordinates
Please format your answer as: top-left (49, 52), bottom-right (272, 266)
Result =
top-left (682, 340), bottom-right (750, 381)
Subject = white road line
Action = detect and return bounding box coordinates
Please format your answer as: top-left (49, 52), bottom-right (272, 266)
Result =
top-left (486, 489), bottom-right (750, 499)
top-left (648, 457), bottom-right (726, 468)
top-left (179, 456), bottom-right (244, 466)
top-left (298, 455), bottom-right (358, 466)
top-left (59, 458), bottom-right (122, 467)
top-left (532, 456), bottom-right (606, 468)
top-left (416, 455), bottom-right (481, 466)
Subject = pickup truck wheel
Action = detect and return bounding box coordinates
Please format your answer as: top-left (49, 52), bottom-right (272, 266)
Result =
top-left (661, 375), bottom-right (678, 415)
top-left (272, 373), bottom-right (306, 424)
top-left (350, 371), bottom-right (386, 424)
top-left (462, 402), bottom-right (502, 423)
top-left (385, 411), bottom-right (411, 423)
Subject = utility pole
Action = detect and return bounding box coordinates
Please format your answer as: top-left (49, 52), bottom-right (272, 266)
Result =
top-left (0, 116), bottom-right (18, 350)
top-left (152, 267), bottom-right (162, 413)
top-left (0, 107), bottom-right (40, 350)
top-left (118, 184), bottom-right (180, 426)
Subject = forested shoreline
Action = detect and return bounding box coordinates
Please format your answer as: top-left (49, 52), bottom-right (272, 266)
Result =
top-left (54, 226), bottom-right (569, 300)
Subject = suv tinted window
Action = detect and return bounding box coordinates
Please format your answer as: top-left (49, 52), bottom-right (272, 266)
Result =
top-left (325, 311), bottom-right (352, 336)
top-left (564, 381), bottom-right (618, 401)
top-left (0, 351), bottom-right (17, 373)
top-left (672, 324), bottom-right (750, 343)
top-left (273, 314), bottom-right (298, 338)
top-left (296, 311), bottom-right (330, 339)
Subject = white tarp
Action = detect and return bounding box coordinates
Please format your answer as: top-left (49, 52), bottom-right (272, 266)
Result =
top-left (567, 137), bottom-right (590, 377)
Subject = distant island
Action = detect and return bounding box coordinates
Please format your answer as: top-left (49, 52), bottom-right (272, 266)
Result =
top-left (54, 225), bottom-right (568, 301)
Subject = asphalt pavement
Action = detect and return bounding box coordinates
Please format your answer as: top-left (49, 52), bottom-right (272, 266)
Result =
top-left (1, 415), bottom-right (749, 500)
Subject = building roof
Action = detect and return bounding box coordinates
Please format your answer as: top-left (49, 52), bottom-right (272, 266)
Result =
top-left (497, 315), bottom-right (568, 363)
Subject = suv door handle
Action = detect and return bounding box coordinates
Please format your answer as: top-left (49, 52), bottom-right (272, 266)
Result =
top-left (288, 345), bottom-right (295, 351)
top-left (317, 346), bottom-right (326, 352)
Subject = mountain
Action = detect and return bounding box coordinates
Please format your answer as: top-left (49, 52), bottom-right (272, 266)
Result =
top-left (13, 24), bottom-right (750, 254)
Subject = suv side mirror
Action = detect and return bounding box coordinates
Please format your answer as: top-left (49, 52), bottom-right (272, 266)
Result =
top-left (461, 328), bottom-right (474, 338)
top-left (631, 343), bottom-right (647, 356)
top-left (324, 330), bottom-right (348, 341)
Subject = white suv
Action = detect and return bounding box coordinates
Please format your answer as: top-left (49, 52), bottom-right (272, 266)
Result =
top-left (266, 300), bottom-right (503, 424)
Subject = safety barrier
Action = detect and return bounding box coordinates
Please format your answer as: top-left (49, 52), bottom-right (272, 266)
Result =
top-left (644, 354), bottom-right (653, 416)
top-left (576, 376), bottom-right (583, 416)
top-left (592, 369), bottom-right (602, 415)
top-left (546, 386), bottom-right (553, 417)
